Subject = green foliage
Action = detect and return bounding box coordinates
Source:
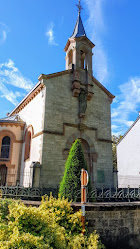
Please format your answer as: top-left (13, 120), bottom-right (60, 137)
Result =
top-left (0, 196), bottom-right (105, 249)
top-left (0, 198), bottom-right (13, 222)
top-left (112, 135), bottom-right (123, 170)
top-left (59, 139), bottom-right (89, 200)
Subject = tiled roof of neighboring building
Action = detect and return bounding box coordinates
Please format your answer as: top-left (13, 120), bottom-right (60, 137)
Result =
top-left (0, 114), bottom-right (25, 123)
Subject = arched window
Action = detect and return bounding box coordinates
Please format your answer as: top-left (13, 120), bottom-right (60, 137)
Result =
top-left (80, 50), bottom-right (86, 69)
top-left (24, 131), bottom-right (31, 161)
top-left (68, 49), bottom-right (73, 66)
top-left (0, 136), bottom-right (10, 159)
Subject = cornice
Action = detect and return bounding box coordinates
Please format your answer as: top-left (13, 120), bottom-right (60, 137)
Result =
top-left (0, 122), bottom-right (25, 129)
top-left (9, 83), bottom-right (44, 115)
top-left (74, 36), bottom-right (95, 48)
top-left (38, 69), bottom-right (72, 81)
top-left (64, 39), bottom-right (71, 52)
top-left (32, 123), bottom-right (112, 143)
top-left (64, 36), bottom-right (95, 52)
top-left (117, 115), bottom-right (140, 145)
top-left (92, 76), bottom-right (115, 100)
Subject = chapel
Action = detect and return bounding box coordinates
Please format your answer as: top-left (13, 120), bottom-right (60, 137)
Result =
top-left (0, 4), bottom-right (115, 189)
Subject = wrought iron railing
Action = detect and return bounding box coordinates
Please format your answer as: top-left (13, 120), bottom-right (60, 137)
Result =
top-left (86, 187), bottom-right (140, 202)
top-left (1, 185), bottom-right (140, 202)
top-left (0, 185), bottom-right (58, 201)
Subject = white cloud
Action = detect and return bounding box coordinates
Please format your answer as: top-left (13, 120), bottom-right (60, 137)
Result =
top-left (84, 0), bottom-right (108, 84)
top-left (45, 23), bottom-right (58, 46)
top-left (112, 77), bottom-right (140, 135)
top-left (0, 59), bottom-right (33, 90)
top-left (0, 23), bottom-right (8, 43)
top-left (0, 82), bottom-right (21, 105)
top-left (0, 59), bottom-right (34, 105)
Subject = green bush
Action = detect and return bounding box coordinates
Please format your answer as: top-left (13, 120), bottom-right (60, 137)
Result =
top-left (0, 196), bottom-right (105, 249)
top-left (59, 139), bottom-right (90, 200)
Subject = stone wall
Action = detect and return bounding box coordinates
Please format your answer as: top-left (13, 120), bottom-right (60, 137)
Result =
top-left (41, 70), bottom-right (113, 188)
top-left (84, 202), bottom-right (140, 249)
top-left (22, 200), bottom-right (140, 249)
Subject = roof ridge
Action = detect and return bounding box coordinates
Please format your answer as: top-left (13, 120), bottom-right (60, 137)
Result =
top-left (117, 115), bottom-right (140, 145)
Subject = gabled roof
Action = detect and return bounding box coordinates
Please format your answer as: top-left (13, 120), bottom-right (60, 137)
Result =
top-left (39, 70), bottom-right (114, 99)
top-left (92, 76), bottom-right (115, 99)
top-left (70, 13), bottom-right (86, 38)
top-left (8, 81), bottom-right (44, 116)
top-left (117, 115), bottom-right (140, 145)
top-left (0, 114), bottom-right (25, 124)
top-left (6, 70), bottom-right (114, 118)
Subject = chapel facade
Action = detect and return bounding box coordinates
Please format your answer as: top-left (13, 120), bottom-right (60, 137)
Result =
top-left (0, 10), bottom-right (115, 189)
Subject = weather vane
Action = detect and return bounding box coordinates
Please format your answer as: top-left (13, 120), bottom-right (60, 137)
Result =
top-left (76, 0), bottom-right (83, 14)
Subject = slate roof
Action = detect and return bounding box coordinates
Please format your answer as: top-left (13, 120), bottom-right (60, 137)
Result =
top-left (70, 13), bottom-right (86, 38)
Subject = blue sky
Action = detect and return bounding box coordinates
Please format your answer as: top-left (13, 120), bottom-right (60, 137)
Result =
top-left (0, 0), bottom-right (140, 136)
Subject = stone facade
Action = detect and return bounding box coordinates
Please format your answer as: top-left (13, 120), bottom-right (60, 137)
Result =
top-left (39, 68), bottom-right (114, 188)
top-left (0, 12), bottom-right (115, 189)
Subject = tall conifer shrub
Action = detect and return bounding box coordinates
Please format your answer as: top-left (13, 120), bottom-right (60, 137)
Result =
top-left (59, 139), bottom-right (89, 200)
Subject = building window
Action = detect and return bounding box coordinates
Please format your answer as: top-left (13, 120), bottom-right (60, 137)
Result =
top-left (0, 136), bottom-right (10, 159)
top-left (24, 131), bottom-right (31, 161)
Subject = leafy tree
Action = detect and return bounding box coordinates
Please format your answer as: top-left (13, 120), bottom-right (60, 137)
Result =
top-left (59, 139), bottom-right (89, 200)
top-left (0, 197), bottom-right (105, 249)
top-left (112, 135), bottom-right (123, 170)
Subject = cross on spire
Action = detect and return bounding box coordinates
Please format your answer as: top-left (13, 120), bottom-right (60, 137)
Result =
top-left (76, 0), bottom-right (83, 14)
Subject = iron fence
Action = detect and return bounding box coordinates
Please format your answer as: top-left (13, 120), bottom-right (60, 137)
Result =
top-left (86, 187), bottom-right (140, 202)
top-left (0, 185), bottom-right (58, 201)
top-left (1, 185), bottom-right (140, 202)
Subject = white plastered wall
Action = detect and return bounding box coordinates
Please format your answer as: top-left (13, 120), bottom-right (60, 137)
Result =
top-left (117, 117), bottom-right (140, 187)
top-left (18, 87), bottom-right (46, 186)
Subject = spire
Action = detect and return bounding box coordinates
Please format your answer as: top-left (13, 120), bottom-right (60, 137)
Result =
top-left (70, 0), bottom-right (86, 39)
top-left (70, 13), bottom-right (86, 38)
top-left (64, 0), bottom-right (95, 75)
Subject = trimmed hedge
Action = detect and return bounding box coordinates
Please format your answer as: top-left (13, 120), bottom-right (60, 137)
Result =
top-left (59, 139), bottom-right (90, 200)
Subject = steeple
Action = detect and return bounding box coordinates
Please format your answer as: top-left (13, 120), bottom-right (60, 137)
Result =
top-left (64, 0), bottom-right (95, 77)
top-left (70, 13), bottom-right (86, 39)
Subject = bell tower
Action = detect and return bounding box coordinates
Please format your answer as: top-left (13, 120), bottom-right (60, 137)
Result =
top-left (64, 0), bottom-right (95, 103)
top-left (64, 1), bottom-right (95, 77)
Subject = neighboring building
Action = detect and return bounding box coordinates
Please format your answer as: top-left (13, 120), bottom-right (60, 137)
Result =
top-left (0, 9), bottom-right (115, 189)
top-left (117, 114), bottom-right (140, 188)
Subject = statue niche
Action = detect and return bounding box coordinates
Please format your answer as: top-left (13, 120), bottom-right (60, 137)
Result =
top-left (78, 89), bottom-right (87, 118)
